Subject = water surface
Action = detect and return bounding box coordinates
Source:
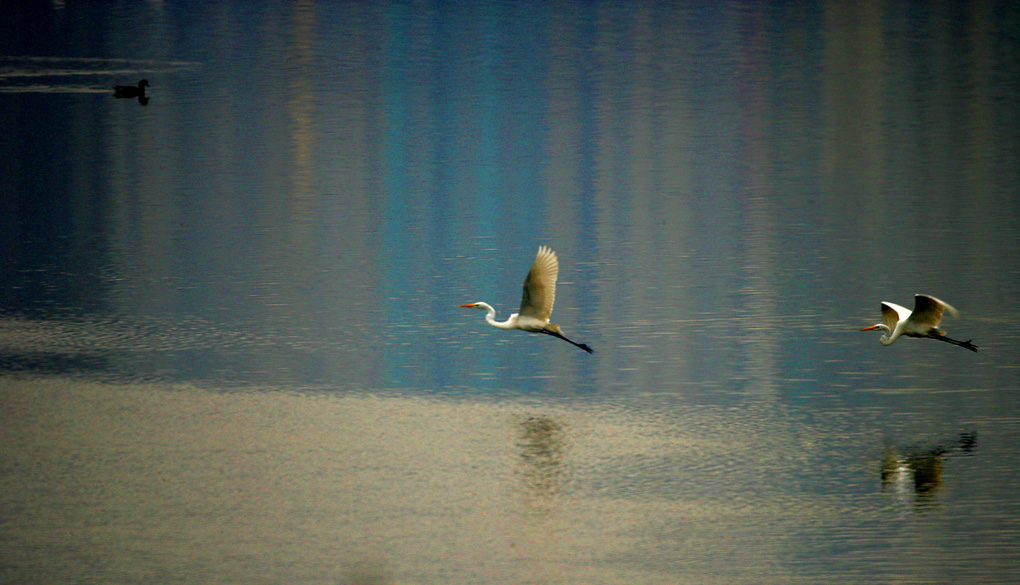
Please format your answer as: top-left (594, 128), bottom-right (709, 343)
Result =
top-left (2, 2), bottom-right (1019, 584)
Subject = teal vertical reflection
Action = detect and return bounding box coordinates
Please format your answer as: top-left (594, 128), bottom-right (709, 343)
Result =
top-left (457, 1), bottom-right (502, 389)
top-left (468, 1), bottom-right (551, 387)
top-left (381, 1), bottom-right (416, 388)
top-left (379, 1), bottom-right (565, 392)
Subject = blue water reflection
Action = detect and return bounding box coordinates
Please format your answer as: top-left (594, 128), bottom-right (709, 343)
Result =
top-left (2, 1), bottom-right (1020, 584)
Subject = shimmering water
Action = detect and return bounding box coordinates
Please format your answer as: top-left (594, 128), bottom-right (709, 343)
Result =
top-left (2, 2), bottom-right (1019, 584)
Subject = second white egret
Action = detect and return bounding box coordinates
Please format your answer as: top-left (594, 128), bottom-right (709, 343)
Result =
top-left (860, 294), bottom-right (977, 352)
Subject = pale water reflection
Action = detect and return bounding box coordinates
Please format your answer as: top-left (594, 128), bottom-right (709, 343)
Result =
top-left (3, 1), bottom-right (1020, 584)
top-left (3, 378), bottom-right (1014, 585)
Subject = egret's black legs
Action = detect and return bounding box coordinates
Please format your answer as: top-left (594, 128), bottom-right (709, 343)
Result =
top-left (931, 334), bottom-right (978, 352)
top-left (540, 329), bottom-right (594, 354)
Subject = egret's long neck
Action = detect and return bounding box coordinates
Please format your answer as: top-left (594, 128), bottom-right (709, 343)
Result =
top-left (479, 303), bottom-right (516, 330)
top-left (876, 324), bottom-right (896, 345)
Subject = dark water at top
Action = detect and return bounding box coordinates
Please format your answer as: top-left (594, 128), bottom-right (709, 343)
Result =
top-left (2, 2), bottom-right (1019, 584)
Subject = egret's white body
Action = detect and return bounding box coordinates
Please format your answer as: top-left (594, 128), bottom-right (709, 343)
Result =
top-left (459, 246), bottom-right (593, 353)
top-left (860, 294), bottom-right (977, 352)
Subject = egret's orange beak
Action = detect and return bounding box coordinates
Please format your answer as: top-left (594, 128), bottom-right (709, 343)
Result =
top-left (859, 325), bottom-right (878, 331)
top-left (458, 304), bottom-right (475, 308)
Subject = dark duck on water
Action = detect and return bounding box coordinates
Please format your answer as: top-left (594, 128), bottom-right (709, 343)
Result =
top-left (113, 79), bottom-right (149, 99)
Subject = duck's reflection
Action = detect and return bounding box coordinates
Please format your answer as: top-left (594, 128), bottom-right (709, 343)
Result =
top-left (881, 431), bottom-right (976, 510)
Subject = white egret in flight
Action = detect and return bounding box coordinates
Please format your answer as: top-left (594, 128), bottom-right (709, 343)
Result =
top-left (459, 246), bottom-right (594, 354)
top-left (860, 294), bottom-right (977, 352)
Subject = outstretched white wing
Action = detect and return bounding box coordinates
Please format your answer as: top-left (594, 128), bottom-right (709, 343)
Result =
top-left (519, 246), bottom-right (558, 321)
top-left (908, 294), bottom-right (958, 329)
top-left (880, 302), bottom-right (912, 330)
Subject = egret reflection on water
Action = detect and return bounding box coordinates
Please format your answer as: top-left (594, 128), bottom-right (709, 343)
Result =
top-left (516, 414), bottom-right (569, 502)
top-left (881, 432), bottom-right (978, 510)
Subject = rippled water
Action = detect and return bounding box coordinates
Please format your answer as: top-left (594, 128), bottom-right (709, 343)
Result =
top-left (2, 2), bottom-right (1020, 584)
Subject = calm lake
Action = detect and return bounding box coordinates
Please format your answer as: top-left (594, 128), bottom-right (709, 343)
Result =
top-left (2, 2), bottom-right (1019, 584)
